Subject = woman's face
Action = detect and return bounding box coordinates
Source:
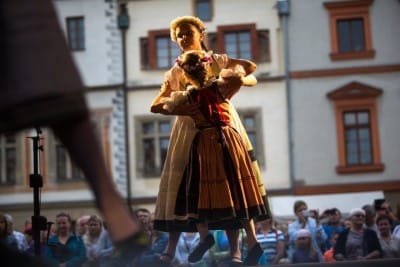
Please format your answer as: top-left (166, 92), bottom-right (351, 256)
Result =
top-left (351, 213), bottom-right (365, 226)
top-left (175, 23), bottom-right (203, 52)
top-left (295, 204), bottom-right (307, 219)
top-left (377, 219), bottom-right (391, 234)
top-left (296, 236), bottom-right (310, 248)
top-left (88, 220), bottom-right (102, 236)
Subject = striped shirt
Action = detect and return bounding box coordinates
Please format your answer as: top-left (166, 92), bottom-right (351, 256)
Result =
top-left (256, 229), bottom-right (285, 265)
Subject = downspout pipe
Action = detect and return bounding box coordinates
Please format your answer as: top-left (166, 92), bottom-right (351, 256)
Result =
top-left (118, 3), bottom-right (132, 209)
top-left (277, 0), bottom-right (295, 194)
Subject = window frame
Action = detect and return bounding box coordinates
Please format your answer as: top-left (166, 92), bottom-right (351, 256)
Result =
top-left (211, 24), bottom-right (270, 63)
top-left (237, 108), bottom-right (265, 168)
top-left (147, 29), bottom-right (180, 70)
top-left (193, 0), bottom-right (213, 22)
top-left (217, 24), bottom-right (258, 61)
top-left (135, 116), bottom-right (174, 178)
top-left (327, 81), bottom-right (384, 174)
top-left (45, 108), bottom-right (111, 184)
top-left (324, 0), bottom-right (375, 61)
top-left (66, 16), bottom-right (85, 51)
top-left (0, 133), bottom-right (21, 186)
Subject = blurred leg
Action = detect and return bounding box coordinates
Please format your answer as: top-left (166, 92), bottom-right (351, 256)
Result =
top-left (51, 116), bottom-right (140, 242)
top-left (226, 229), bottom-right (242, 261)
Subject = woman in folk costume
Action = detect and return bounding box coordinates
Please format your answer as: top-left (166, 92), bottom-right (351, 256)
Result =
top-left (150, 16), bottom-right (271, 266)
top-left (160, 50), bottom-right (267, 265)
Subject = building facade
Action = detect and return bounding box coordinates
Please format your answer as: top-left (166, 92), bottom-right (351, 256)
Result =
top-left (1, 0), bottom-right (399, 228)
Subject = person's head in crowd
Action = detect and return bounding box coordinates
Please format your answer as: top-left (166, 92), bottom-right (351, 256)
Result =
top-left (331, 231), bottom-right (340, 245)
top-left (327, 208), bottom-right (341, 223)
top-left (349, 208), bottom-right (366, 229)
top-left (24, 217), bottom-right (32, 232)
top-left (376, 214), bottom-right (392, 237)
top-left (258, 218), bottom-right (274, 232)
top-left (135, 208), bottom-right (151, 227)
top-left (86, 215), bottom-right (103, 238)
top-left (343, 218), bottom-right (352, 230)
top-left (55, 212), bottom-right (72, 236)
top-left (3, 214), bottom-right (14, 234)
top-left (362, 204), bottom-right (376, 227)
top-left (0, 213), bottom-right (9, 238)
top-left (76, 214), bottom-right (90, 236)
top-left (374, 198), bottom-right (390, 217)
top-left (293, 200), bottom-right (308, 220)
top-left (295, 229), bottom-right (312, 250)
top-left (23, 226), bottom-right (33, 244)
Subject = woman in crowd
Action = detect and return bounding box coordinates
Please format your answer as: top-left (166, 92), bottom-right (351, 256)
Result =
top-left (287, 200), bottom-right (327, 259)
top-left (83, 215), bottom-right (104, 266)
top-left (334, 208), bottom-right (382, 261)
top-left (0, 213), bottom-right (18, 250)
top-left (376, 214), bottom-right (400, 258)
top-left (150, 15), bottom-right (271, 266)
top-left (291, 229), bottom-right (322, 264)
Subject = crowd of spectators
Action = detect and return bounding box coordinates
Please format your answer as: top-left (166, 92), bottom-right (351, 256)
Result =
top-left (1, 198), bottom-right (400, 266)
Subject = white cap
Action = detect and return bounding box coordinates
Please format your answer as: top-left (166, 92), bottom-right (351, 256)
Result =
top-left (296, 229), bottom-right (311, 239)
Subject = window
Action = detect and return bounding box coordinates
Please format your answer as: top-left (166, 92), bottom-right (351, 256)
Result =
top-left (66, 16), bottom-right (85, 51)
top-left (44, 109), bottom-right (110, 185)
top-left (212, 24), bottom-right (270, 62)
top-left (144, 30), bottom-right (181, 69)
top-left (225, 31), bottom-right (251, 59)
top-left (137, 118), bottom-right (173, 177)
top-left (0, 133), bottom-right (17, 185)
top-left (237, 109), bottom-right (265, 167)
top-left (327, 81), bottom-right (384, 174)
top-left (194, 0), bottom-right (212, 21)
top-left (55, 140), bottom-right (85, 182)
top-left (343, 111), bottom-right (372, 165)
top-left (324, 0), bottom-right (374, 60)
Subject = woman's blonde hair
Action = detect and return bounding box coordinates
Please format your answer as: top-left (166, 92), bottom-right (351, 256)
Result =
top-left (170, 16), bottom-right (205, 42)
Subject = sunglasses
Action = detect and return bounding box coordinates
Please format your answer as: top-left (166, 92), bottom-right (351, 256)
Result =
top-left (354, 214), bottom-right (365, 218)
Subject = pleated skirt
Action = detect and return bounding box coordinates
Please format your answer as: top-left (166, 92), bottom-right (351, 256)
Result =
top-left (174, 125), bottom-right (267, 227)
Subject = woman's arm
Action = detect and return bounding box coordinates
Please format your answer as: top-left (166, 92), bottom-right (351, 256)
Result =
top-left (150, 71), bottom-right (199, 116)
top-left (226, 58), bottom-right (257, 87)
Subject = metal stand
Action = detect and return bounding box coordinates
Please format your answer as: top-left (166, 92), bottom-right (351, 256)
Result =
top-left (29, 128), bottom-right (47, 256)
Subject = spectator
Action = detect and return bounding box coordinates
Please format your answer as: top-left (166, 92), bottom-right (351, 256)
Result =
top-left (393, 224), bottom-right (400, 239)
top-left (374, 199), bottom-right (400, 229)
top-left (323, 232), bottom-right (340, 262)
top-left (291, 229), bottom-right (322, 264)
top-left (172, 232), bottom-right (209, 267)
top-left (83, 215), bottom-right (103, 266)
top-left (135, 208), bottom-right (152, 235)
top-left (0, 213), bottom-right (18, 250)
top-left (94, 229), bottom-right (120, 267)
top-left (4, 214), bottom-right (28, 252)
top-left (45, 212), bottom-right (86, 267)
top-left (343, 218), bottom-right (352, 230)
top-left (256, 218), bottom-right (286, 265)
top-left (334, 208), bottom-right (381, 261)
top-left (362, 204), bottom-right (378, 232)
top-left (288, 200), bottom-right (327, 259)
top-left (322, 208), bottom-right (344, 250)
top-left (76, 215), bottom-right (91, 237)
top-left (133, 213), bottom-right (168, 266)
top-left (376, 214), bottom-right (400, 258)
